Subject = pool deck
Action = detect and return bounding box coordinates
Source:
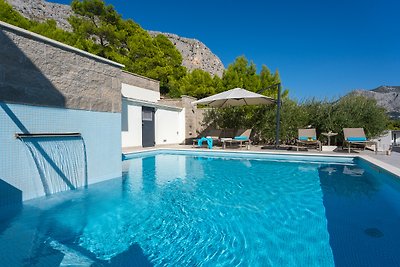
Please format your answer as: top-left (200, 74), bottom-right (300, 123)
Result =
top-left (123, 145), bottom-right (400, 177)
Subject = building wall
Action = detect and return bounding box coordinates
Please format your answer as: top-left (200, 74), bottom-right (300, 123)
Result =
top-left (121, 99), bottom-right (142, 148)
top-left (0, 22), bottom-right (123, 202)
top-left (121, 99), bottom-right (185, 148)
top-left (159, 96), bottom-right (208, 144)
top-left (120, 71), bottom-right (185, 148)
top-left (0, 103), bottom-right (121, 200)
top-left (121, 71), bottom-right (159, 92)
top-left (392, 130), bottom-right (400, 146)
top-left (121, 83), bottom-right (160, 103)
top-left (371, 131), bottom-right (392, 152)
top-left (155, 108), bottom-right (185, 145)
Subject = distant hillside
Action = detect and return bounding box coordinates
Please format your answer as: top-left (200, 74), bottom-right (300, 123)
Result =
top-left (6, 0), bottom-right (225, 77)
top-left (351, 86), bottom-right (400, 119)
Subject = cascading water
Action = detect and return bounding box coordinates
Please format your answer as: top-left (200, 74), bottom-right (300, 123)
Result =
top-left (21, 136), bottom-right (87, 196)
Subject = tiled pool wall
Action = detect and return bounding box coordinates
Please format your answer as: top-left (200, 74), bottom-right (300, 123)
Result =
top-left (0, 102), bottom-right (122, 201)
top-left (123, 149), bottom-right (356, 164)
top-left (124, 149), bottom-right (400, 179)
top-left (0, 21), bottom-right (124, 205)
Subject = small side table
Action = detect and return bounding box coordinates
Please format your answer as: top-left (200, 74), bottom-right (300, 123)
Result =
top-left (321, 132), bottom-right (338, 146)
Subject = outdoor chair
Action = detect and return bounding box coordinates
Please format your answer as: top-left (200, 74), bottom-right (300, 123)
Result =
top-left (192, 129), bottom-right (222, 149)
top-left (296, 128), bottom-right (322, 152)
top-left (343, 128), bottom-right (377, 154)
top-left (222, 129), bottom-right (252, 149)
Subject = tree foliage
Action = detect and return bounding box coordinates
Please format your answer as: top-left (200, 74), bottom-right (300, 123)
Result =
top-left (0, 0), bottom-right (83, 47)
top-left (0, 0), bottom-right (32, 29)
top-left (69, 0), bottom-right (186, 93)
top-left (387, 120), bottom-right (400, 130)
top-left (220, 56), bottom-right (282, 96)
top-left (170, 69), bottom-right (216, 98)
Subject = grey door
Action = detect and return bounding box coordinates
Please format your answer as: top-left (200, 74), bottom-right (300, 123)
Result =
top-left (142, 107), bottom-right (155, 147)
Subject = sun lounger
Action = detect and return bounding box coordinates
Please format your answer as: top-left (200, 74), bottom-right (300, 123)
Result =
top-left (296, 128), bottom-right (321, 151)
top-left (222, 129), bottom-right (252, 149)
top-left (343, 128), bottom-right (377, 154)
top-left (192, 129), bottom-right (222, 149)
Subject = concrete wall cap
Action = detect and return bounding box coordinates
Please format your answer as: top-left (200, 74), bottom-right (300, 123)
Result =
top-left (123, 97), bottom-right (183, 112)
top-left (122, 70), bottom-right (160, 84)
top-left (0, 20), bottom-right (125, 68)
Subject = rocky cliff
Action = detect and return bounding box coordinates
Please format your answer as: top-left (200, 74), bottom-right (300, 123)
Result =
top-left (6, 0), bottom-right (72, 30)
top-left (5, 0), bottom-right (225, 77)
top-left (352, 86), bottom-right (400, 119)
top-left (148, 31), bottom-right (224, 77)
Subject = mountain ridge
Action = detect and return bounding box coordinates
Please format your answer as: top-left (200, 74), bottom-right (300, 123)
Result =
top-left (351, 86), bottom-right (400, 119)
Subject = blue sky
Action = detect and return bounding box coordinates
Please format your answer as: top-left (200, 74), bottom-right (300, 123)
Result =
top-left (50, 0), bottom-right (400, 99)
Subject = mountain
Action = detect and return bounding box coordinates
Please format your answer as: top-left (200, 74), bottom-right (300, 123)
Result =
top-left (5, 0), bottom-right (72, 30)
top-left (352, 86), bottom-right (400, 119)
top-left (148, 31), bottom-right (224, 77)
top-left (5, 0), bottom-right (225, 77)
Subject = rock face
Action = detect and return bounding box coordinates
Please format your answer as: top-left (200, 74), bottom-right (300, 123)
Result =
top-left (149, 31), bottom-right (224, 77)
top-left (6, 0), bottom-right (225, 77)
top-left (6, 0), bottom-right (72, 30)
top-left (352, 86), bottom-right (400, 119)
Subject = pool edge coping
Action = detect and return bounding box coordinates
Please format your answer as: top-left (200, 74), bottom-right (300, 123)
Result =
top-left (123, 147), bottom-right (400, 178)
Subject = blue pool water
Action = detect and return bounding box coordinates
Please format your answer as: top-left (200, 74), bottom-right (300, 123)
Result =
top-left (1, 150), bottom-right (400, 266)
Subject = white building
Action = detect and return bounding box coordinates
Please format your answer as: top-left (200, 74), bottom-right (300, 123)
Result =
top-left (392, 130), bottom-right (400, 146)
top-left (121, 71), bottom-right (186, 148)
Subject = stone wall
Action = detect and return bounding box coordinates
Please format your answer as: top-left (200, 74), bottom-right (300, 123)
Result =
top-left (121, 71), bottom-right (159, 92)
top-left (0, 21), bottom-right (123, 113)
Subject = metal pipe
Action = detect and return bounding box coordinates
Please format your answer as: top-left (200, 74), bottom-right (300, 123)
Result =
top-left (15, 133), bottom-right (81, 139)
top-left (275, 83), bottom-right (282, 149)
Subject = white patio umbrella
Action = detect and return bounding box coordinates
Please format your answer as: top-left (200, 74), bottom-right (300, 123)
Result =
top-left (192, 87), bottom-right (282, 148)
top-left (191, 88), bottom-right (275, 107)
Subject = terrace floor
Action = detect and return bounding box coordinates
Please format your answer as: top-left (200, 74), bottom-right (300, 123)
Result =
top-left (123, 145), bottom-right (400, 176)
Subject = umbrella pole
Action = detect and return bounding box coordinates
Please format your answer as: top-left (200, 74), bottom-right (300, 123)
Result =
top-left (275, 83), bottom-right (282, 149)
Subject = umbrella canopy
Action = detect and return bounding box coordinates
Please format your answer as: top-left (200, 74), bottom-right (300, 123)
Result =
top-left (191, 88), bottom-right (275, 108)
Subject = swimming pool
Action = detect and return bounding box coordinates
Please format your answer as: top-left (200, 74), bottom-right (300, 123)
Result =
top-left (1, 150), bottom-right (399, 266)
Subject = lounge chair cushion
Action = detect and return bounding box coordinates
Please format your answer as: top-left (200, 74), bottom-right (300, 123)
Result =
top-left (347, 137), bottom-right (367, 141)
top-left (299, 136), bottom-right (316, 141)
top-left (234, 136), bottom-right (249, 141)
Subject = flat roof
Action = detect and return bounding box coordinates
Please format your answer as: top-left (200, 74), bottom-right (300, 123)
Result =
top-left (0, 20), bottom-right (125, 68)
top-left (122, 97), bottom-right (183, 112)
top-left (122, 70), bottom-right (159, 84)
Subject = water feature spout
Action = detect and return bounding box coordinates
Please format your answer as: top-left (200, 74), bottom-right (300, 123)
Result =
top-left (18, 133), bottom-right (88, 196)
